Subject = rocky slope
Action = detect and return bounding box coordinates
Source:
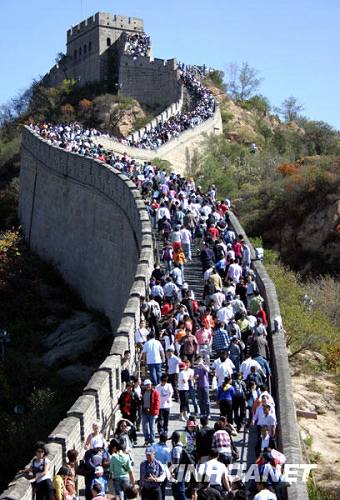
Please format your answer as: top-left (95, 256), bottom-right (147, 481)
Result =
top-left (290, 353), bottom-right (340, 498)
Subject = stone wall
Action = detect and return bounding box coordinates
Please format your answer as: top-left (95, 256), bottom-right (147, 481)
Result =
top-left (118, 55), bottom-right (181, 109)
top-left (228, 212), bottom-right (308, 500)
top-left (127, 85), bottom-right (184, 143)
top-left (0, 127), bottom-right (154, 499)
top-left (93, 106), bottom-right (223, 174)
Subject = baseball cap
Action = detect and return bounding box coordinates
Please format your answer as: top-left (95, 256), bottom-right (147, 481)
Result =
top-left (95, 465), bottom-right (104, 474)
top-left (179, 362), bottom-right (187, 369)
top-left (143, 379), bottom-right (152, 386)
top-left (145, 446), bottom-right (154, 454)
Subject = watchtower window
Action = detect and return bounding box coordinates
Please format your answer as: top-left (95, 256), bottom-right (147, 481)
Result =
top-left (84, 44), bottom-right (87, 54)
top-left (74, 49), bottom-right (77, 59)
top-left (107, 37), bottom-right (111, 47)
top-left (79, 46), bottom-right (82, 56)
top-left (89, 41), bottom-right (92, 51)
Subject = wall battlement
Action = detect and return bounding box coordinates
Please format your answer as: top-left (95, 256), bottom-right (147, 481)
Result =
top-left (44, 11), bottom-right (179, 110)
top-left (67, 12), bottom-right (144, 41)
top-left (121, 55), bottom-right (177, 70)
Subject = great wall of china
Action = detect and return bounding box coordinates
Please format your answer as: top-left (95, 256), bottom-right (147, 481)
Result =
top-left (1, 11), bottom-right (308, 500)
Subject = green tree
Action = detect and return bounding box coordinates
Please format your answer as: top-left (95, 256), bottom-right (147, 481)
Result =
top-left (206, 70), bottom-right (226, 91)
top-left (226, 62), bottom-right (263, 101)
top-left (277, 96), bottom-right (304, 122)
top-left (299, 118), bottom-right (340, 155)
top-left (241, 94), bottom-right (271, 115)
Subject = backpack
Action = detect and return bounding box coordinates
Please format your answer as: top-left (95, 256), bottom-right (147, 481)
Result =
top-left (150, 302), bottom-right (161, 320)
top-left (179, 446), bottom-right (194, 465)
top-left (206, 279), bottom-right (216, 296)
top-left (195, 225), bottom-right (204, 238)
top-left (233, 380), bottom-right (245, 398)
top-left (162, 247), bottom-right (173, 261)
top-left (215, 245), bottom-right (225, 260)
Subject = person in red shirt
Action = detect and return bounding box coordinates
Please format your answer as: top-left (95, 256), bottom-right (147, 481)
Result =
top-left (161, 301), bottom-right (174, 316)
top-left (257, 305), bottom-right (268, 327)
top-left (208, 224), bottom-right (219, 241)
top-left (141, 379), bottom-right (160, 446)
top-left (233, 238), bottom-right (243, 259)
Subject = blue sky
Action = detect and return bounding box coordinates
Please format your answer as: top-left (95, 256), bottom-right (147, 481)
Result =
top-left (1, 0), bottom-right (339, 129)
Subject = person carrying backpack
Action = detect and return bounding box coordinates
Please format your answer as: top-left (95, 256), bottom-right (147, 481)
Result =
top-left (161, 243), bottom-right (174, 272)
top-left (232, 372), bottom-right (246, 432)
top-left (170, 431), bottom-right (194, 500)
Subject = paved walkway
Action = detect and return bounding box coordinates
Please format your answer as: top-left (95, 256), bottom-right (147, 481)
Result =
top-left (79, 239), bottom-right (255, 498)
top-left (131, 400), bottom-right (256, 498)
top-left (129, 238), bottom-right (255, 495)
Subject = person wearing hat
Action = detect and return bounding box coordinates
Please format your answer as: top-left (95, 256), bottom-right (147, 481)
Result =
top-left (152, 433), bottom-right (171, 500)
top-left (90, 465), bottom-right (107, 496)
top-left (139, 447), bottom-right (166, 500)
top-left (142, 379), bottom-right (160, 446)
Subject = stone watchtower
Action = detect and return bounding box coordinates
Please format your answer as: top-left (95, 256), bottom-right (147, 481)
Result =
top-left (44, 12), bottom-right (144, 87)
top-left (44, 11), bottom-right (181, 110)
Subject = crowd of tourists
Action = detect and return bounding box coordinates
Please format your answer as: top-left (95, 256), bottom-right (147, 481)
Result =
top-left (24, 116), bottom-right (285, 499)
top-left (29, 67), bottom-right (216, 154)
top-left (127, 71), bottom-right (216, 150)
top-left (125, 33), bottom-right (151, 58)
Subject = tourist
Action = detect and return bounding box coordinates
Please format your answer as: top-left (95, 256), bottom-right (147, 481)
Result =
top-left (156, 374), bottom-right (173, 434)
top-left (139, 447), bottom-right (165, 500)
top-left (142, 332), bottom-right (165, 386)
top-left (194, 355), bottom-right (210, 417)
top-left (109, 438), bottom-right (135, 499)
top-left (141, 379), bottom-right (160, 446)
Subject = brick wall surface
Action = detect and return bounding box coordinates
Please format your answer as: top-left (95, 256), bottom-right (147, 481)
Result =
top-left (0, 127), bottom-right (154, 500)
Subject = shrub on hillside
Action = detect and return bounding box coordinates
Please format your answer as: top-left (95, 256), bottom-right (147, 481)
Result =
top-left (252, 242), bottom-right (340, 366)
top-left (206, 70), bottom-right (226, 92)
top-left (221, 110), bottom-right (234, 125)
top-left (298, 118), bottom-right (340, 156)
top-left (277, 163), bottom-right (299, 176)
top-left (240, 94), bottom-right (271, 115)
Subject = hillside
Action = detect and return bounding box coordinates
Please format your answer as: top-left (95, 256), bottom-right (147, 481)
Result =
top-left (188, 75), bottom-right (340, 276)
top-left (0, 80), bottom-right (146, 491)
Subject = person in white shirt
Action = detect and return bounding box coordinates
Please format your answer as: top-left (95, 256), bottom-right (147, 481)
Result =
top-left (227, 259), bottom-right (243, 283)
top-left (203, 265), bottom-right (214, 283)
top-left (156, 374), bottom-right (173, 433)
top-left (172, 264), bottom-right (184, 287)
top-left (197, 450), bottom-right (231, 492)
top-left (135, 320), bottom-right (149, 346)
top-left (216, 301), bottom-right (234, 325)
top-left (253, 482), bottom-right (277, 499)
top-left (84, 422), bottom-right (107, 450)
top-left (240, 355), bottom-right (265, 380)
top-left (213, 352), bottom-right (235, 387)
top-left (210, 290), bottom-right (225, 311)
top-left (180, 227), bottom-right (192, 260)
top-left (178, 362), bottom-right (190, 421)
top-left (156, 203), bottom-right (170, 223)
top-left (142, 332), bottom-right (165, 385)
top-left (166, 348), bottom-right (180, 401)
top-left (253, 404), bottom-right (277, 437)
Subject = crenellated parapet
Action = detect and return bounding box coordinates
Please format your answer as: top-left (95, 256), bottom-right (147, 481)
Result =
top-left (0, 127), bottom-right (155, 499)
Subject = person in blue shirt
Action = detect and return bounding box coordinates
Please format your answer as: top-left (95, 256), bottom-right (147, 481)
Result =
top-left (217, 377), bottom-right (235, 424)
top-left (90, 465), bottom-right (107, 496)
top-left (152, 432), bottom-right (171, 500)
